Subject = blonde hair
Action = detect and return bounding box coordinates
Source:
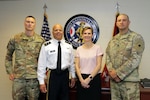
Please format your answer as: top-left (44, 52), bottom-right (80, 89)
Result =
top-left (82, 26), bottom-right (93, 34)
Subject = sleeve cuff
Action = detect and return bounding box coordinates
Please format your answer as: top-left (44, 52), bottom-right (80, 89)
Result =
top-left (39, 79), bottom-right (45, 85)
top-left (71, 73), bottom-right (76, 78)
top-left (117, 72), bottom-right (125, 80)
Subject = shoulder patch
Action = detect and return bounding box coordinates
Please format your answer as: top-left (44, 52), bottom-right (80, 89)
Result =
top-left (44, 41), bottom-right (51, 46)
top-left (133, 35), bottom-right (145, 54)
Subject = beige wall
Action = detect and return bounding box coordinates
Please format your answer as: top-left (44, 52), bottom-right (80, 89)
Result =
top-left (0, 0), bottom-right (150, 99)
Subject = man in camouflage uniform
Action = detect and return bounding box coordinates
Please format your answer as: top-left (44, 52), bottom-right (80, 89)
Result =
top-left (5, 16), bottom-right (44, 100)
top-left (106, 14), bottom-right (145, 100)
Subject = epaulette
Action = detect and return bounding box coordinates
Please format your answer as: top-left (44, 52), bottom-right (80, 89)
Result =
top-left (65, 40), bottom-right (71, 44)
top-left (44, 41), bottom-right (51, 46)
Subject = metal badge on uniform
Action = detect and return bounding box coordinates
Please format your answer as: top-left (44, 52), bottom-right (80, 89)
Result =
top-left (44, 41), bottom-right (51, 46)
top-left (50, 50), bottom-right (55, 53)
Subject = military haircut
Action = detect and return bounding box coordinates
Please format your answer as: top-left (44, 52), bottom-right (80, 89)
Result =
top-left (25, 15), bottom-right (36, 20)
top-left (117, 13), bottom-right (130, 21)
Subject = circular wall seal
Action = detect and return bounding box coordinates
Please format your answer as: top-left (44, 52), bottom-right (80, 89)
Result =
top-left (64, 14), bottom-right (100, 49)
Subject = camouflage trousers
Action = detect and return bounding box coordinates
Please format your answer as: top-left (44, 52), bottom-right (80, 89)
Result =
top-left (110, 80), bottom-right (140, 100)
top-left (12, 78), bottom-right (40, 100)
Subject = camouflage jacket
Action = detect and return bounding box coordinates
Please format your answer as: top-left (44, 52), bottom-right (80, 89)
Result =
top-left (5, 32), bottom-right (44, 79)
top-left (106, 30), bottom-right (145, 82)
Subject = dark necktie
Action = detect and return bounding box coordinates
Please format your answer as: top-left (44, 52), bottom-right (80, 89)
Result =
top-left (57, 41), bottom-right (61, 73)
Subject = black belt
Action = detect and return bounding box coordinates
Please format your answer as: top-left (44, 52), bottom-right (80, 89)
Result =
top-left (51, 68), bottom-right (68, 74)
